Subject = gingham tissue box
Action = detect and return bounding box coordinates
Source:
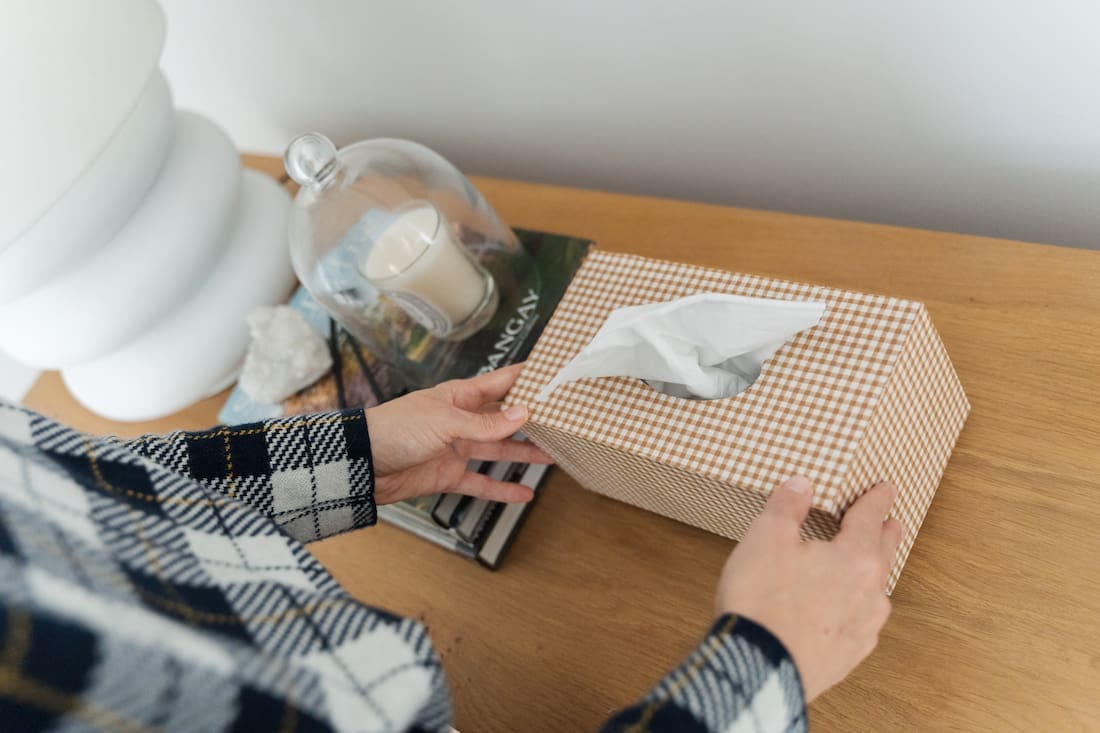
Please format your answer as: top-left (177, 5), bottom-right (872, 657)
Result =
top-left (506, 250), bottom-right (970, 592)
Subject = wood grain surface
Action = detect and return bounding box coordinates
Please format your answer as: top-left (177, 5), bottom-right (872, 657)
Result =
top-left (24, 154), bottom-right (1100, 732)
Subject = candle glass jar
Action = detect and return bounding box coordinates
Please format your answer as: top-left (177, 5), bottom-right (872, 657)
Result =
top-left (285, 132), bottom-right (539, 387)
top-left (358, 200), bottom-right (498, 341)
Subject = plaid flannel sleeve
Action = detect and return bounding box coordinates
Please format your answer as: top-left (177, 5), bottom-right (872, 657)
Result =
top-left (118, 409), bottom-right (376, 544)
top-left (599, 615), bottom-right (807, 733)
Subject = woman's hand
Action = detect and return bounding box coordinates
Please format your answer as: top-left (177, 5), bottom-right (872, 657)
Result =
top-left (365, 363), bottom-right (551, 506)
top-left (715, 476), bottom-right (904, 702)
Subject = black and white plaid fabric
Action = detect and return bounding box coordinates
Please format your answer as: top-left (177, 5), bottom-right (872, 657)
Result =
top-left (0, 400), bottom-right (804, 732)
top-left (600, 615), bottom-right (807, 733)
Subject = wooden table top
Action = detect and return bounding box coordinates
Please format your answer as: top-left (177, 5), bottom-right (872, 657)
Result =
top-left (24, 155), bottom-right (1100, 732)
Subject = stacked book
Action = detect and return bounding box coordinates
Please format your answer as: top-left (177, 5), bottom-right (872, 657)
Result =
top-left (379, 446), bottom-right (551, 568)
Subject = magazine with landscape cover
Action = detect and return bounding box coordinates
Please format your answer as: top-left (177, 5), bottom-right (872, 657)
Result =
top-left (219, 228), bottom-right (593, 567)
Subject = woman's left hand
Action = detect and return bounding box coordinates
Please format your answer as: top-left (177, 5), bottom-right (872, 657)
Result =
top-left (365, 363), bottom-right (552, 506)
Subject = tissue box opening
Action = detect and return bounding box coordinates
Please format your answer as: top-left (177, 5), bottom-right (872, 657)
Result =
top-left (506, 250), bottom-right (970, 594)
top-left (537, 292), bottom-right (826, 401)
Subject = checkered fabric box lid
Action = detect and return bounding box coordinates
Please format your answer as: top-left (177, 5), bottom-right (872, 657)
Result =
top-left (506, 250), bottom-right (970, 592)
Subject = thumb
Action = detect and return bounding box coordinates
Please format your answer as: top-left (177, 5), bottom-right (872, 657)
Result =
top-left (759, 475), bottom-right (814, 536)
top-left (451, 404), bottom-right (529, 443)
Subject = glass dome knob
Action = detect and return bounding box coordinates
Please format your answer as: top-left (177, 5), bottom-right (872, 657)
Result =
top-left (284, 132), bottom-right (338, 188)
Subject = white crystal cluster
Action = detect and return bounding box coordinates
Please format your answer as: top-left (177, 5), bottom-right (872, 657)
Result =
top-left (239, 306), bottom-right (332, 403)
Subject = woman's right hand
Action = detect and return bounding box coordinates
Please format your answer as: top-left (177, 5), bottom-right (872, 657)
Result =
top-left (715, 476), bottom-right (904, 702)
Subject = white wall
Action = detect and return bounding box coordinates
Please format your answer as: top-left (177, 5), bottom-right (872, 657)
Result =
top-left (159, 1), bottom-right (1098, 251)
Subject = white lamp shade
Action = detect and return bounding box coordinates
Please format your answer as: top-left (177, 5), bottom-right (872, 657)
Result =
top-left (63, 171), bottom-right (294, 421)
top-left (0, 70), bottom-right (175, 304)
top-left (0, 112), bottom-right (241, 368)
top-left (0, 0), bottom-right (166, 251)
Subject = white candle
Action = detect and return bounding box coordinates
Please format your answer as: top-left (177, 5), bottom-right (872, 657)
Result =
top-left (361, 204), bottom-right (491, 337)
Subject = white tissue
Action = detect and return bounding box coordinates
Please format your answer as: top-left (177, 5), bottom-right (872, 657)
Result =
top-left (536, 293), bottom-right (825, 401)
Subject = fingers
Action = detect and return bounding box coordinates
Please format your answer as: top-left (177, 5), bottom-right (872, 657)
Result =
top-left (450, 363), bottom-right (526, 410)
top-left (838, 482), bottom-right (897, 548)
top-left (456, 438), bottom-right (554, 465)
top-left (879, 517), bottom-right (904, 567)
top-left (756, 476), bottom-right (814, 538)
top-left (448, 403), bottom-right (528, 443)
top-left (448, 470), bottom-right (535, 503)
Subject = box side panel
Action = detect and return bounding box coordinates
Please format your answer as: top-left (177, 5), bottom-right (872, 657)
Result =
top-left (525, 421), bottom-right (840, 543)
top-left (845, 307), bottom-right (970, 593)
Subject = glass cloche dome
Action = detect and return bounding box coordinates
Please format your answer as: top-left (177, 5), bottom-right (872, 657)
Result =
top-left (284, 132), bottom-right (540, 387)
